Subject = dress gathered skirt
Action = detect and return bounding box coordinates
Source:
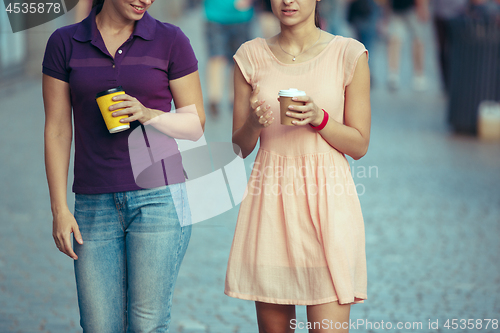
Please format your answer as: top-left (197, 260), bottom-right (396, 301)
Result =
top-left (225, 36), bottom-right (368, 305)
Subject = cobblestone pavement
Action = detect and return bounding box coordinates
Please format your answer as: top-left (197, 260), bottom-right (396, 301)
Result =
top-left (1, 6), bottom-right (500, 333)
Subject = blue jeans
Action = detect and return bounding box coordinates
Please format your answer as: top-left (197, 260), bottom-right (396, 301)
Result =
top-left (73, 184), bottom-right (192, 333)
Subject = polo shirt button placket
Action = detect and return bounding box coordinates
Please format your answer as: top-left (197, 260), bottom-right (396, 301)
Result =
top-left (113, 50), bottom-right (122, 79)
top-left (112, 60), bottom-right (117, 83)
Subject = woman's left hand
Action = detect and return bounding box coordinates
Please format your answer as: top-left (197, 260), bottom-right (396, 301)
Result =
top-left (109, 94), bottom-right (158, 124)
top-left (285, 95), bottom-right (325, 127)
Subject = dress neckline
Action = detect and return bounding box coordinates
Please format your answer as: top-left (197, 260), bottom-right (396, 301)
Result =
top-left (261, 35), bottom-right (339, 66)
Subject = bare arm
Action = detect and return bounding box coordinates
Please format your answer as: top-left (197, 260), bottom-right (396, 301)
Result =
top-left (232, 64), bottom-right (274, 158)
top-left (43, 74), bottom-right (82, 260)
top-left (415, 0), bottom-right (430, 21)
top-left (110, 71), bottom-right (206, 141)
top-left (286, 53), bottom-right (371, 160)
top-left (322, 53), bottom-right (371, 159)
top-left (169, 70), bottom-right (206, 137)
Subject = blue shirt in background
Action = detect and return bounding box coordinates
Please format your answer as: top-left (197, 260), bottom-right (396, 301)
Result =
top-left (205, 0), bottom-right (253, 24)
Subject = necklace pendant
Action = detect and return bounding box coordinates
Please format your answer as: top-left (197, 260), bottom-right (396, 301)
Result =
top-left (292, 57), bottom-right (296, 61)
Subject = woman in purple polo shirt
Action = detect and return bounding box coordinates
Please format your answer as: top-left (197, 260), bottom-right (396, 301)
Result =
top-left (42, 0), bottom-right (205, 331)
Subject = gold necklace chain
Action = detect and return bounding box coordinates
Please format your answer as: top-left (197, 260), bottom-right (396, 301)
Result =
top-left (278, 29), bottom-right (322, 61)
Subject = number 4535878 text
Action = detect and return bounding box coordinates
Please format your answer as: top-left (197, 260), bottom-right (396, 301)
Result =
top-left (5, 3), bottom-right (61, 14)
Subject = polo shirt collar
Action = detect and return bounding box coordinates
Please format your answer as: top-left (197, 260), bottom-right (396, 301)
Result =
top-left (73, 4), bottom-right (156, 43)
top-left (131, 11), bottom-right (156, 40)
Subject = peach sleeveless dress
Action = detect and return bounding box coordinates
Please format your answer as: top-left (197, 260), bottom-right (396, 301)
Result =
top-left (225, 36), bottom-right (368, 305)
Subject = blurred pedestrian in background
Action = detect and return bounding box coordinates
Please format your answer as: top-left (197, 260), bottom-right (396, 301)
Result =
top-left (187, 0), bottom-right (203, 10)
top-left (433, 0), bottom-right (467, 94)
top-left (74, 0), bottom-right (92, 22)
top-left (347, 0), bottom-right (380, 53)
top-left (385, 0), bottom-right (429, 91)
top-left (164, 0), bottom-right (185, 21)
top-left (258, 0), bottom-right (281, 38)
top-left (347, 0), bottom-right (381, 85)
top-left (320, 0), bottom-right (350, 35)
top-left (468, 0), bottom-right (500, 18)
top-left (204, 0), bottom-right (254, 117)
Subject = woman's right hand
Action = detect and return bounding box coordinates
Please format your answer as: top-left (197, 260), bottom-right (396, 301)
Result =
top-left (247, 85), bottom-right (274, 129)
top-left (52, 209), bottom-right (83, 260)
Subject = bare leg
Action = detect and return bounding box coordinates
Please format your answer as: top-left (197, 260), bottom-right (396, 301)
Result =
top-left (412, 37), bottom-right (427, 90)
top-left (306, 302), bottom-right (351, 333)
top-left (387, 36), bottom-right (401, 90)
top-left (206, 56), bottom-right (227, 116)
top-left (412, 38), bottom-right (425, 76)
top-left (256, 301), bottom-right (296, 333)
top-left (388, 36), bottom-right (401, 75)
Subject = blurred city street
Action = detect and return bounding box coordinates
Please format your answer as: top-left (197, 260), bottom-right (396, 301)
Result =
top-left (1, 3), bottom-right (500, 333)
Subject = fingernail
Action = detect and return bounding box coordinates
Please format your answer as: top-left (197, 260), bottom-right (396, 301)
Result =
top-left (292, 97), bottom-right (297, 101)
top-left (269, 111), bottom-right (273, 115)
top-left (286, 112), bottom-right (290, 116)
top-left (289, 106), bottom-right (294, 110)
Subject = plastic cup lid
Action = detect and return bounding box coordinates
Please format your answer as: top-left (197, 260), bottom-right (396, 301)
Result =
top-left (278, 88), bottom-right (306, 97)
top-left (96, 86), bottom-right (124, 99)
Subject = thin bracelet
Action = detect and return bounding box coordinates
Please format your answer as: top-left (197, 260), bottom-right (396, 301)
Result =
top-left (310, 109), bottom-right (329, 130)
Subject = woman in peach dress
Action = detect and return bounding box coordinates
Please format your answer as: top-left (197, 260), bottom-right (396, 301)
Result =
top-left (225, 0), bottom-right (371, 331)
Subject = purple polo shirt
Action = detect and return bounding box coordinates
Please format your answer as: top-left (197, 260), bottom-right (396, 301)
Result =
top-left (42, 5), bottom-right (198, 194)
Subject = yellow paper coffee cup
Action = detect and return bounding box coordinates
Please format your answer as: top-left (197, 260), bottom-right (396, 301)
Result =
top-left (96, 86), bottom-right (130, 134)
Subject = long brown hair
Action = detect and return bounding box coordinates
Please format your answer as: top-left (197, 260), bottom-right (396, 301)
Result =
top-left (92, 0), bottom-right (104, 7)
